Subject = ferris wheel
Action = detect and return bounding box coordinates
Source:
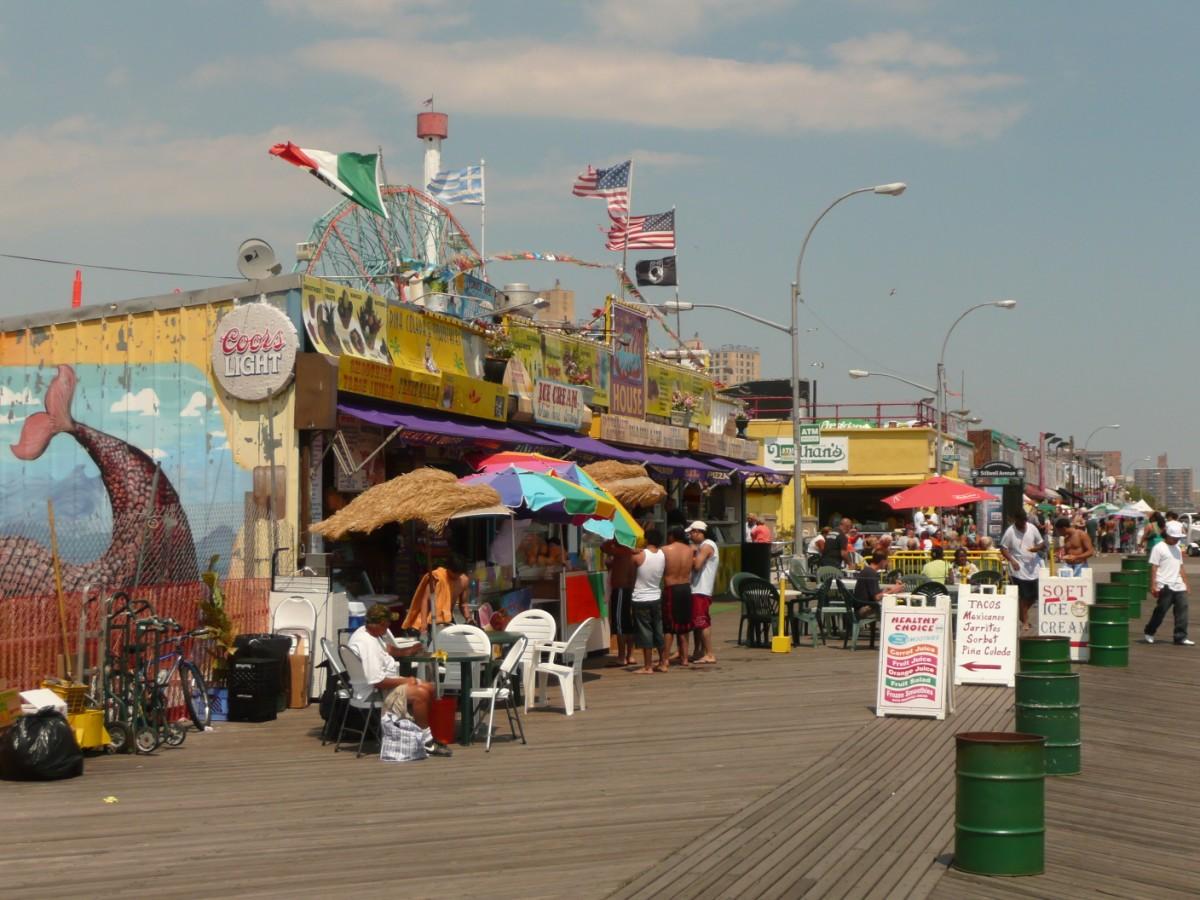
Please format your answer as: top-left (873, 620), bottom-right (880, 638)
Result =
top-left (293, 185), bottom-right (480, 302)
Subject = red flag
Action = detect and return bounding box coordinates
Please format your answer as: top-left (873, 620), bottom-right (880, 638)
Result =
top-left (71, 270), bottom-right (82, 308)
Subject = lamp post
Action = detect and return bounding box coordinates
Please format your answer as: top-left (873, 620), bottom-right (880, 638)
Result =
top-left (1080, 424), bottom-right (1119, 503)
top-left (935, 300), bottom-right (1017, 475)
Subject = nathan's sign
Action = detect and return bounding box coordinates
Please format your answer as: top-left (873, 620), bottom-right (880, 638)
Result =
top-left (212, 303), bottom-right (298, 401)
top-left (763, 436), bottom-right (849, 472)
top-left (597, 413), bottom-right (689, 452)
top-left (533, 379), bottom-right (585, 430)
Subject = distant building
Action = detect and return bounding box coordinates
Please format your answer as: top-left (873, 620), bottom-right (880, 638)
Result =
top-left (1134, 453), bottom-right (1195, 511)
top-left (535, 280), bottom-right (574, 324)
top-left (710, 344), bottom-right (761, 386)
top-left (1082, 449), bottom-right (1121, 478)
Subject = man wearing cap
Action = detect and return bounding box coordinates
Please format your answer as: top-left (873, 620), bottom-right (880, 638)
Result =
top-left (1054, 517), bottom-right (1094, 576)
top-left (688, 521), bottom-right (719, 665)
top-left (347, 604), bottom-right (452, 756)
top-left (1142, 520), bottom-right (1193, 646)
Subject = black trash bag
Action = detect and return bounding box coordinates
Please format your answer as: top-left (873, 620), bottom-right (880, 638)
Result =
top-left (0, 709), bottom-right (84, 781)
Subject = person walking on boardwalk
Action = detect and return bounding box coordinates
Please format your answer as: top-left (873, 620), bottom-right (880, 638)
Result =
top-left (999, 509), bottom-right (1045, 632)
top-left (631, 528), bottom-right (668, 673)
top-left (1142, 520), bottom-right (1193, 646)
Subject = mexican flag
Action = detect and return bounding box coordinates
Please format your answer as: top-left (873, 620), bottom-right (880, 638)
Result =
top-left (269, 143), bottom-right (388, 218)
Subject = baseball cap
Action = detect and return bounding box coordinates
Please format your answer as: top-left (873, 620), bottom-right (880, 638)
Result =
top-left (688, 520), bottom-right (708, 533)
top-left (1165, 521), bottom-right (1186, 540)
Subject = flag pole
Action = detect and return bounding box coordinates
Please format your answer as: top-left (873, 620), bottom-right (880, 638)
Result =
top-left (479, 158), bottom-right (487, 280)
top-left (671, 204), bottom-right (682, 347)
top-left (620, 159), bottom-right (634, 299)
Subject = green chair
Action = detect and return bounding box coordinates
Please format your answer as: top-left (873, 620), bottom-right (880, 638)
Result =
top-left (900, 573), bottom-right (931, 592)
top-left (732, 572), bottom-right (761, 646)
top-left (739, 577), bottom-right (781, 648)
top-left (785, 571), bottom-right (823, 648)
top-left (832, 579), bottom-right (878, 650)
top-left (968, 570), bottom-right (1003, 587)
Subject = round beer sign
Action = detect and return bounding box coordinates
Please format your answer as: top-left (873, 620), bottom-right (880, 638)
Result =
top-left (211, 302), bottom-right (299, 401)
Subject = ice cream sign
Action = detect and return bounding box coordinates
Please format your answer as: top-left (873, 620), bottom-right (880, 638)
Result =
top-left (211, 302), bottom-right (299, 401)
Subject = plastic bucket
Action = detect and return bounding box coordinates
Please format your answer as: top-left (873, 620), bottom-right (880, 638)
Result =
top-left (1088, 603), bottom-right (1129, 667)
top-left (955, 731), bottom-right (1046, 876)
top-left (428, 696), bottom-right (457, 745)
top-left (1019, 636), bottom-right (1071, 674)
top-left (1015, 673), bottom-right (1081, 775)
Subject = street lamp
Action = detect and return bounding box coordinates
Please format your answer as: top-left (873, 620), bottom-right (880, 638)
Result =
top-left (1077, 424), bottom-right (1119, 502)
top-left (788, 182), bottom-right (906, 559)
top-left (848, 369), bottom-right (936, 393)
top-left (935, 300), bottom-right (1017, 475)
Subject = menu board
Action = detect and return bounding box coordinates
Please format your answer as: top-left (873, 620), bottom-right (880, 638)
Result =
top-left (386, 304), bottom-right (475, 380)
top-left (1037, 568), bottom-right (1094, 662)
top-left (953, 584), bottom-right (1019, 686)
top-left (509, 324), bottom-right (610, 407)
top-left (302, 277), bottom-right (389, 364)
top-left (609, 302), bottom-right (647, 418)
top-left (646, 359), bottom-right (714, 427)
top-left (876, 594), bottom-right (951, 720)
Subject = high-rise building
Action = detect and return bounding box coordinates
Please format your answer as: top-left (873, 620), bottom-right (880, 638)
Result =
top-left (1082, 449), bottom-right (1121, 478)
top-left (535, 280), bottom-right (574, 324)
top-left (710, 344), bottom-right (761, 386)
top-left (1133, 453), bottom-right (1195, 510)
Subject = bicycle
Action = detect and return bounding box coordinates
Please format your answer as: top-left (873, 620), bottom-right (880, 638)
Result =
top-left (154, 620), bottom-right (213, 733)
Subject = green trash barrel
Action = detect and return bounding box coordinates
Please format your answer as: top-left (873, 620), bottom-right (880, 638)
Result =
top-left (1088, 602), bottom-right (1129, 667)
top-left (1015, 673), bottom-right (1081, 776)
top-left (1019, 636), bottom-right (1071, 673)
top-left (1109, 572), bottom-right (1145, 618)
top-left (1097, 581), bottom-right (1136, 620)
top-left (954, 732), bottom-right (1046, 876)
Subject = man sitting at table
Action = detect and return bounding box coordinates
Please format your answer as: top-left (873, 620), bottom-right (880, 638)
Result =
top-left (853, 550), bottom-right (905, 618)
top-left (348, 604), bottom-right (452, 757)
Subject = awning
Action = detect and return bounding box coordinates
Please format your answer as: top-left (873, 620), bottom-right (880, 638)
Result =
top-left (1055, 486), bottom-right (1087, 506)
top-left (529, 428), bottom-right (721, 482)
top-left (706, 456), bottom-right (791, 485)
top-left (527, 428), bottom-right (646, 462)
top-left (338, 403), bottom-right (559, 448)
top-left (1023, 485), bottom-right (1060, 502)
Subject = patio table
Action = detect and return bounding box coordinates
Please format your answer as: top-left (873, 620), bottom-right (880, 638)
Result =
top-left (411, 653), bottom-right (491, 746)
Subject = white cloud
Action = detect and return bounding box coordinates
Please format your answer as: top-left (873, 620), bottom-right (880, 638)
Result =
top-left (210, 429), bottom-right (227, 438)
top-left (829, 31), bottom-right (983, 68)
top-left (180, 391), bottom-right (208, 418)
top-left (265, 0), bottom-right (466, 30)
top-left (147, 448), bottom-right (168, 460)
top-left (588, 0), bottom-right (788, 44)
top-left (0, 386), bottom-right (38, 406)
top-left (109, 388), bottom-right (160, 416)
top-left (303, 37), bottom-right (1025, 143)
top-left (629, 149), bottom-right (706, 168)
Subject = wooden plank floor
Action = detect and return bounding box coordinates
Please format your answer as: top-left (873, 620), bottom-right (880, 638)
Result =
top-left (2, 559), bottom-right (1196, 899)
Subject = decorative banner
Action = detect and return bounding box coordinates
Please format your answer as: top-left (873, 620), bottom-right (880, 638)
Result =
top-left (646, 359), bottom-right (713, 427)
top-left (533, 379), bottom-right (585, 430)
top-left (1037, 568), bottom-right (1094, 661)
top-left (211, 302), bottom-right (299, 402)
top-left (301, 277), bottom-right (389, 364)
top-left (762, 436), bottom-right (850, 472)
top-left (385, 304), bottom-right (477, 381)
top-left (876, 594), bottom-right (951, 720)
top-left (450, 271), bottom-right (500, 322)
top-left (609, 301), bottom-right (647, 418)
top-left (953, 584), bottom-right (1019, 686)
top-left (508, 324), bottom-right (610, 408)
top-left (337, 356), bottom-right (507, 422)
top-left (598, 413), bottom-right (689, 452)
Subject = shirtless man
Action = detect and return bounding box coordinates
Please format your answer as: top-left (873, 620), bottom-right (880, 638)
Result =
top-left (602, 538), bottom-right (638, 666)
top-left (1055, 516), bottom-right (1094, 576)
top-left (661, 527), bottom-right (695, 668)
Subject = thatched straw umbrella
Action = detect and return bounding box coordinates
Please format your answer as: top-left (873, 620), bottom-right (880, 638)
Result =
top-left (582, 461), bottom-right (666, 511)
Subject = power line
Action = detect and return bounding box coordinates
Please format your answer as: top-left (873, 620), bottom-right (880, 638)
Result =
top-left (0, 252), bottom-right (235, 280)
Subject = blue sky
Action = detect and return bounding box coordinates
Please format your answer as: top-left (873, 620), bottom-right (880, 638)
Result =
top-left (1, 1), bottom-right (1197, 477)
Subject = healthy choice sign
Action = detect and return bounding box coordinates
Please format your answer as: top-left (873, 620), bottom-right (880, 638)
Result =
top-left (212, 302), bottom-right (299, 401)
top-left (764, 436), bottom-right (849, 472)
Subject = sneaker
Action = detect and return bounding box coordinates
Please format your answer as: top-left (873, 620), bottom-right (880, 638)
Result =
top-left (1176, 638), bottom-right (1195, 646)
top-left (424, 740), bottom-right (453, 758)
top-left (1141, 635), bottom-right (1155, 644)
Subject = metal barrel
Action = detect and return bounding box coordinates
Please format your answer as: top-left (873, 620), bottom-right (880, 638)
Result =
top-left (1109, 572), bottom-right (1145, 618)
top-left (1015, 673), bottom-right (1081, 775)
top-left (954, 731), bottom-right (1046, 876)
top-left (1121, 554), bottom-right (1150, 571)
top-left (1019, 636), bottom-right (1072, 673)
top-left (1097, 581), bottom-right (1137, 619)
top-left (1088, 602), bottom-right (1129, 667)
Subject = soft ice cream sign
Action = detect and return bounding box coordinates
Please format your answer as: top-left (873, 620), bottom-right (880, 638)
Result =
top-left (764, 436), bottom-right (849, 472)
top-left (212, 303), bottom-right (299, 401)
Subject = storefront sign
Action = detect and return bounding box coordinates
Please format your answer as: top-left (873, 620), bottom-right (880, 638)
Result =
top-left (953, 584), bottom-right (1018, 686)
top-left (694, 430), bottom-right (758, 461)
top-left (646, 359), bottom-right (713, 427)
top-left (799, 424), bottom-right (821, 445)
top-left (337, 356), bottom-right (507, 422)
top-left (598, 413), bottom-right (689, 452)
top-left (509, 324), bottom-right (610, 407)
top-left (818, 417), bottom-right (873, 429)
top-left (1037, 569), bottom-right (1094, 661)
top-left (971, 460), bottom-right (1024, 485)
top-left (302, 277), bottom-right (389, 364)
top-left (533, 379), bottom-right (585, 430)
top-left (876, 594), bottom-right (951, 720)
top-left (763, 436), bottom-right (849, 472)
top-left (386, 304), bottom-right (478, 380)
top-left (211, 302), bottom-right (298, 401)
top-left (609, 302), bottom-right (647, 418)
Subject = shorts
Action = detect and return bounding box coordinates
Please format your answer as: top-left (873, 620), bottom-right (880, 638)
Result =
top-left (691, 593), bottom-right (712, 630)
top-left (662, 584), bottom-right (694, 635)
top-left (1012, 576), bottom-right (1038, 605)
top-left (632, 600), bottom-right (664, 650)
top-left (610, 586), bottom-right (634, 636)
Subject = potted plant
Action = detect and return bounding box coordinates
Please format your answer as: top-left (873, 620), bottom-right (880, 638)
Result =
top-left (483, 329), bottom-right (513, 384)
top-left (198, 555), bottom-right (238, 719)
top-left (670, 389), bottom-right (697, 426)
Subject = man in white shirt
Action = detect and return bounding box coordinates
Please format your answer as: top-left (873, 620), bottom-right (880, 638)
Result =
top-left (999, 509), bottom-right (1045, 631)
top-left (1142, 521), bottom-right (1192, 645)
top-left (688, 521), bottom-right (720, 665)
top-left (347, 604), bottom-right (450, 755)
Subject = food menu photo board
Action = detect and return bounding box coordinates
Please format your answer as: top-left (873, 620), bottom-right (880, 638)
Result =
top-left (953, 584), bottom-right (1019, 686)
top-left (302, 277), bottom-right (389, 364)
top-left (876, 594), bottom-right (951, 720)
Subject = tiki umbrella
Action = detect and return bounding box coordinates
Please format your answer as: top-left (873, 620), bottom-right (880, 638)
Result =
top-left (882, 476), bottom-right (995, 510)
top-left (460, 466), bottom-right (616, 522)
top-left (475, 451), bottom-right (605, 493)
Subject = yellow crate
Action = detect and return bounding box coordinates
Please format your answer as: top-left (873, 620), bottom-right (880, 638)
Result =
top-left (40, 678), bottom-right (88, 714)
top-left (67, 710), bottom-right (111, 750)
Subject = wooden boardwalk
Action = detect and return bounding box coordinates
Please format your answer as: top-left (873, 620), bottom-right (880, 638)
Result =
top-left (2, 560), bottom-right (1197, 899)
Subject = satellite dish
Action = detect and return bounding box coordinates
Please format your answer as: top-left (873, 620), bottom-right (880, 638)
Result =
top-left (236, 238), bottom-right (283, 279)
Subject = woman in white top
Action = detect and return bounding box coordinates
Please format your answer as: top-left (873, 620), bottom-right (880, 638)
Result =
top-left (631, 528), bottom-right (667, 673)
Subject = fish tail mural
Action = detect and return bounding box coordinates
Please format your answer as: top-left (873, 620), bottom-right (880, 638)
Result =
top-left (0, 364), bottom-right (199, 598)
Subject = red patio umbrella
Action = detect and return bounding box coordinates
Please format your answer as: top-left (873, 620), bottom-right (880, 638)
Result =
top-left (882, 476), bottom-right (995, 510)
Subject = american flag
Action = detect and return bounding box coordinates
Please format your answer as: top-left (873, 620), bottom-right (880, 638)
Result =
top-left (606, 209), bottom-right (675, 251)
top-left (572, 160), bottom-right (631, 214)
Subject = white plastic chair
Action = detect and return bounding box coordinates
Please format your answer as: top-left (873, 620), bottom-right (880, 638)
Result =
top-left (432, 624), bottom-right (491, 694)
top-left (469, 635), bottom-right (528, 751)
top-left (532, 617), bottom-right (595, 716)
top-left (335, 644), bottom-right (384, 758)
top-left (273, 595), bottom-right (318, 700)
top-left (506, 609), bottom-right (557, 712)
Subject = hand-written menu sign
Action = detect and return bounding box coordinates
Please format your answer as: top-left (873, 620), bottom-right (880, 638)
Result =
top-left (533, 379), bottom-right (585, 430)
top-left (1037, 569), bottom-right (1094, 662)
top-left (877, 595), bottom-right (951, 720)
top-left (954, 584), bottom-right (1019, 686)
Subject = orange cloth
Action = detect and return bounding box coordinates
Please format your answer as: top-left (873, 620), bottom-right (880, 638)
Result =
top-left (402, 567), bottom-right (454, 630)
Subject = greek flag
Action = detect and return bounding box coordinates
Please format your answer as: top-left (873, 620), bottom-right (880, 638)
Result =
top-left (427, 165), bottom-right (484, 205)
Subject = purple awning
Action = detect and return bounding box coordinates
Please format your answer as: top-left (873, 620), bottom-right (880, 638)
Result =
top-left (706, 456), bottom-right (791, 484)
top-left (529, 429), bottom-right (720, 482)
top-left (338, 404), bottom-right (559, 448)
top-left (527, 429), bottom-right (645, 461)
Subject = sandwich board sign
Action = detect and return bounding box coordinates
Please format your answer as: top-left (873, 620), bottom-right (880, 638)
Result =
top-left (953, 584), bottom-right (1019, 686)
top-left (1037, 568), bottom-right (1094, 662)
top-left (876, 594), bottom-right (952, 720)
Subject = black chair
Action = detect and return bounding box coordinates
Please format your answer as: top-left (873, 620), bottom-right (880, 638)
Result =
top-left (739, 577), bottom-right (781, 648)
top-left (912, 581), bottom-right (950, 601)
top-left (968, 570), bottom-right (1003, 587)
top-left (834, 579), bottom-right (878, 651)
top-left (785, 571), bottom-right (823, 648)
